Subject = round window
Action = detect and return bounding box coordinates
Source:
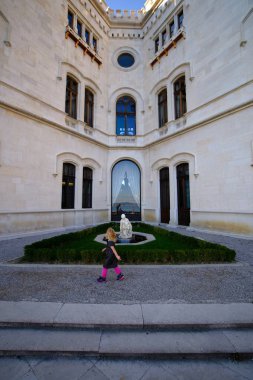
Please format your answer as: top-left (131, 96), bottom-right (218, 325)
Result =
top-left (117, 53), bottom-right (135, 68)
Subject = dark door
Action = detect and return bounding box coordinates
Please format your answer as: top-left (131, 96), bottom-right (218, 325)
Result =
top-left (61, 163), bottom-right (75, 209)
top-left (160, 167), bottom-right (170, 223)
top-left (177, 163), bottom-right (190, 226)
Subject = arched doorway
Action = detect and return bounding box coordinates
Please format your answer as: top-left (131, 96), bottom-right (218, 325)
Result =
top-left (160, 167), bottom-right (170, 223)
top-left (111, 160), bottom-right (141, 221)
top-left (177, 163), bottom-right (190, 226)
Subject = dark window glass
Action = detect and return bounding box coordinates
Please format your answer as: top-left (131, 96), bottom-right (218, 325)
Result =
top-left (116, 96), bottom-right (136, 136)
top-left (155, 37), bottom-right (159, 53)
top-left (85, 29), bottom-right (90, 44)
top-left (169, 21), bottom-right (175, 37)
top-left (117, 53), bottom-right (135, 68)
top-left (92, 37), bottom-right (97, 52)
top-left (62, 163), bottom-right (75, 209)
top-left (84, 88), bottom-right (94, 127)
top-left (65, 76), bottom-right (78, 119)
top-left (178, 10), bottom-right (184, 29)
top-left (82, 167), bottom-right (92, 208)
top-left (111, 160), bottom-right (141, 221)
top-left (158, 88), bottom-right (168, 128)
top-left (162, 30), bottom-right (167, 46)
top-left (174, 76), bottom-right (187, 119)
top-left (68, 10), bottom-right (73, 28)
top-left (77, 19), bottom-right (82, 37)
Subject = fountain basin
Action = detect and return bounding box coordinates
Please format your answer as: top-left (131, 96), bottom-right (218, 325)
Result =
top-left (94, 232), bottom-right (156, 245)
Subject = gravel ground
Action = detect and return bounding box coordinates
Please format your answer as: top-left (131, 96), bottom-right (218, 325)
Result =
top-left (0, 225), bottom-right (252, 304)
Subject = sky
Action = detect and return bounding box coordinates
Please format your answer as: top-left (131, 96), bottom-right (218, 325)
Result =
top-left (106, 0), bottom-right (145, 10)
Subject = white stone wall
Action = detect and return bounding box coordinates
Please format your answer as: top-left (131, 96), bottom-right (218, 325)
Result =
top-left (0, 0), bottom-right (252, 235)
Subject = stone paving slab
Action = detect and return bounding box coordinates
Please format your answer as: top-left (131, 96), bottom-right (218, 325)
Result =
top-left (0, 328), bottom-right (101, 354)
top-left (1, 357), bottom-right (253, 380)
top-left (98, 329), bottom-right (253, 358)
top-left (54, 303), bottom-right (143, 328)
top-left (142, 303), bottom-right (253, 328)
top-left (0, 301), bottom-right (62, 325)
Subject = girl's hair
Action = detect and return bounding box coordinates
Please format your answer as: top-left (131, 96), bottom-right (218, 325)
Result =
top-left (105, 227), bottom-right (117, 242)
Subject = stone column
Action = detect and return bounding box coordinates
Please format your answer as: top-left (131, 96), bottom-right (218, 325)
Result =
top-left (158, 32), bottom-right (162, 50)
top-left (73, 14), bottom-right (78, 33)
top-left (79, 81), bottom-right (85, 123)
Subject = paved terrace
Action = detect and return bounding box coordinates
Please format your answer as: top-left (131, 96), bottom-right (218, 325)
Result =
top-left (0, 225), bottom-right (252, 379)
top-left (0, 225), bottom-right (252, 304)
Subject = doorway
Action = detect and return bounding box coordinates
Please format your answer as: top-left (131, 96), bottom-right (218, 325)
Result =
top-left (111, 160), bottom-right (141, 221)
top-left (177, 163), bottom-right (190, 226)
top-left (160, 167), bottom-right (170, 223)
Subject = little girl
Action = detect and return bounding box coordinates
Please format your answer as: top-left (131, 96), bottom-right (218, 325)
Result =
top-left (97, 227), bottom-right (124, 282)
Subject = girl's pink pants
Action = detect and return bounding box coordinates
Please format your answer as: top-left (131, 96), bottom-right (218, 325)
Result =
top-left (102, 267), bottom-right (121, 278)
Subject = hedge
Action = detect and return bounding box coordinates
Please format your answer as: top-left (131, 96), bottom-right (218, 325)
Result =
top-left (22, 223), bottom-right (236, 264)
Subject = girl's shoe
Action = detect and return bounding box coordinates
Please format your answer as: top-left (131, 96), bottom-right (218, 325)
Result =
top-left (97, 276), bottom-right (106, 283)
top-left (117, 273), bottom-right (124, 281)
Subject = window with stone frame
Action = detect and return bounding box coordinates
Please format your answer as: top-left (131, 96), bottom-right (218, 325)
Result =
top-left (92, 36), bottom-right (97, 52)
top-left (169, 20), bottom-right (175, 37)
top-left (178, 10), bottom-right (184, 29)
top-left (174, 76), bottom-right (187, 119)
top-left (62, 163), bottom-right (75, 209)
top-left (82, 167), bottom-right (92, 208)
top-left (116, 96), bottom-right (136, 136)
top-left (158, 88), bottom-right (168, 128)
top-left (84, 88), bottom-right (94, 127)
top-left (155, 37), bottom-right (159, 53)
top-left (68, 10), bottom-right (74, 29)
top-left (65, 75), bottom-right (78, 119)
top-left (77, 18), bottom-right (82, 37)
top-left (85, 29), bottom-right (90, 45)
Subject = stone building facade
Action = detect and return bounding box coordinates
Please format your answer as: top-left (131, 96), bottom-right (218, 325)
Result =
top-left (0, 0), bottom-right (252, 235)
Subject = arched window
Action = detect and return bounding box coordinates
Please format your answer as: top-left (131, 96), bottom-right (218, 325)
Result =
top-left (158, 88), bottom-right (168, 128)
top-left (82, 167), bottom-right (92, 208)
top-left (116, 96), bottom-right (136, 136)
top-left (111, 160), bottom-right (141, 221)
top-left (65, 75), bottom-right (78, 119)
top-left (84, 88), bottom-right (94, 127)
top-left (61, 163), bottom-right (75, 209)
top-left (174, 76), bottom-right (187, 119)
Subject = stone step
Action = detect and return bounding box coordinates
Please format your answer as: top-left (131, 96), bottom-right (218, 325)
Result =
top-left (0, 327), bottom-right (253, 360)
top-left (1, 301), bottom-right (253, 330)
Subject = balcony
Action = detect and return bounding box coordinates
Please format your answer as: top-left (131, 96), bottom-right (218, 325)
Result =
top-left (150, 27), bottom-right (185, 68)
top-left (65, 25), bottom-right (102, 66)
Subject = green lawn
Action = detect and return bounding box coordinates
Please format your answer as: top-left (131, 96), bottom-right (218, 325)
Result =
top-left (21, 222), bottom-right (236, 264)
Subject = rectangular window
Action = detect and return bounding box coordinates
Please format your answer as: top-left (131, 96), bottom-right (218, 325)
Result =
top-left (77, 19), bottom-right (82, 37)
top-left (92, 37), bottom-right (97, 52)
top-left (116, 115), bottom-right (125, 135)
top-left (155, 37), bottom-right (159, 53)
top-left (162, 30), bottom-right (167, 46)
top-left (178, 10), bottom-right (184, 29)
top-left (68, 10), bottom-right (74, 29)
top-left (84, 88), bottom-right (94, 127)
top-left (169, 20), bottom-right (175, 38)
top-left (82, 167), bottom-right (92, 208)
top-left (85, 29), bottom-right (90, 45)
